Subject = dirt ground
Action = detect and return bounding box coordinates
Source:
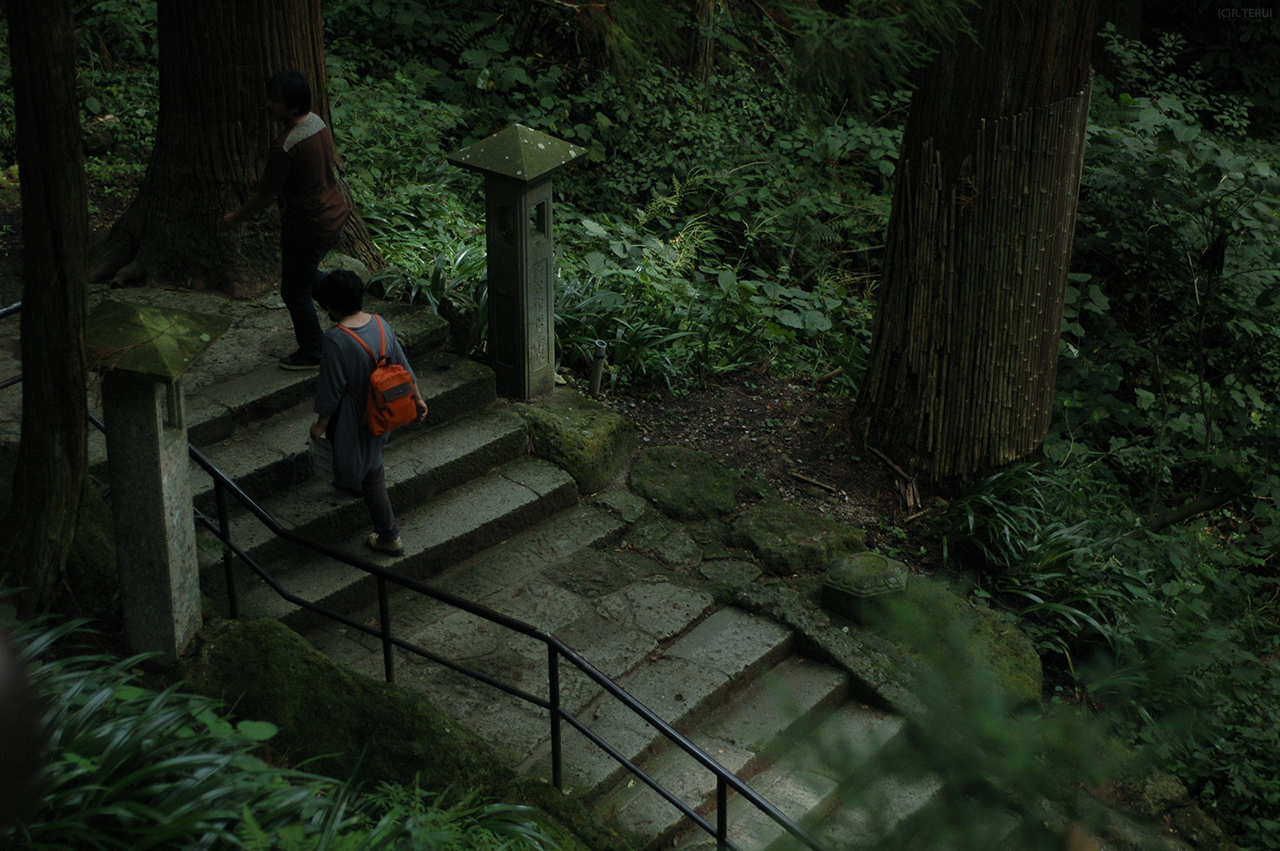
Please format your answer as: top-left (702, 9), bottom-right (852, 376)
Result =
top-left (600, 373), bottom-right (945, 574)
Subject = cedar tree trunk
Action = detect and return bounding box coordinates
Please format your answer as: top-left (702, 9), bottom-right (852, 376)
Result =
top-left (685, 0), bottom-right (718, 80)
top-left (0, 0), bottom-right (89, 613)
top-left (89, 0), bottom-right (382, 296)
top-left (853, 0), bottom-right (1097, 482)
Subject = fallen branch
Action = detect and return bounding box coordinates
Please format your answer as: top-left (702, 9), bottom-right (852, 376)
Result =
top-left (790, 471), bottom-right (838, 493)
top-left (815, 366), bottom-right (844, 386)
top-left (869, 446), bottom-right (910, 481)
top-left (870, 447), bottom-right (920, 511)
top-left (1147, 481), bottom-right (1251, 532)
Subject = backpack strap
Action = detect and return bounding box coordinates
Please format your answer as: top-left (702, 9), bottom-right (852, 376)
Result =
top-left (335, 316), bottom-right (387, 364)
top-left (335, 316), bottom-right (389, 405)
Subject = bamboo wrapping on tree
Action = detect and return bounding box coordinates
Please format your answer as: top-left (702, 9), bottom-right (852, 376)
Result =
top-left (856, 85), bottom-right (1091, 481)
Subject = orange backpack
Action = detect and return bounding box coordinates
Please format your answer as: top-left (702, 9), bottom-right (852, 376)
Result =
top-left (337, 316), bottom-right (416, 436)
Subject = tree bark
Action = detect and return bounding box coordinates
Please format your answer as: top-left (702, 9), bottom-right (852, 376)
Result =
top-left (88, 0), bottom-right (382, 296)
top-left (0, 0), bottom-right (89, 613)
top-left (685, 0), bottom-right (718, 80)
top-left (853, 0), bottom-right (1097, 483)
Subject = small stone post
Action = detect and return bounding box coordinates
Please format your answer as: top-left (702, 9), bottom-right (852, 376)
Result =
top-left (86, 301), bottom-right (229, 664)
top-left (447, 125), bottom-right (584, 399)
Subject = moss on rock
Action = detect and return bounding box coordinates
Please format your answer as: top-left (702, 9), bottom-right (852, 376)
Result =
top-left (727, 497), bottom-right (865, 575)
top-left (183, 618), bottom-right (511, 792)
top-left (629, 445), bottom-right (740, 520)
top-left (515, 389), bottom-right (638, 495)
top-left (852, 576), bottom-right (1044, 706)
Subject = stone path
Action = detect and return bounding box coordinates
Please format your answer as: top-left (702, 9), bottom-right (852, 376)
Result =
top-left (0, 283), bottom-right (1189, 851)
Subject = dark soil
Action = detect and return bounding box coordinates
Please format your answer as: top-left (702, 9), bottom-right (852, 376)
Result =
top-left (601, 372), bottom-right (946, 575)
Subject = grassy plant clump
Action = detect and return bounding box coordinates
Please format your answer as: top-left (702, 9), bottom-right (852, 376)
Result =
top-left (938, 462), bottom-right (1280, 849)
top-left (0, 605), bottom-right (560, 851)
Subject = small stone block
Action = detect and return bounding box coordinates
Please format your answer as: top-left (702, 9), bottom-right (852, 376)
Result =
top-left (822, 552), bottom-right (909, 621)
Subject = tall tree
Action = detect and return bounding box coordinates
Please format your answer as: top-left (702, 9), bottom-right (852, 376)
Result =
top-left (853, 0), bottom-right (1098, 482)
top-left (0, 0), bottom-right (89, 613)
top-left (88, 0), bottom-right (382, 296)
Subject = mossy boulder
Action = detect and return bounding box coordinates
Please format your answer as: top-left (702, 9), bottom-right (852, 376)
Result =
top-left (845, 576), bottom-right (1043, 706)
top-left (629, 445), bottom-right (739, 520)
top-left (727, 497), bottom-right (865, 575)
top-left (183, 618), bottom-right (512, 792)
top-left (516, 389), bottom-right (638, 495)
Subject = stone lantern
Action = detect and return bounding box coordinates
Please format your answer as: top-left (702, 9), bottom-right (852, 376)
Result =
top-left (86, 300), bottom-right (230, 664)
top-left (448, 125), bottom-right (585, 399)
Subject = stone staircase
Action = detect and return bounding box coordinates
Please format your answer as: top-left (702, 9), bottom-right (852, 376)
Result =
top-left (151, 303), bottom-right (958, 851)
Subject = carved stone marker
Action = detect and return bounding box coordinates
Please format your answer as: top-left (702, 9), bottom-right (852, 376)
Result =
top-left (822, 551), bottom-right (910, 622)
top-left (87, 300), bottom-right (229, 664)
top-left (448, 124), bottom-right (584, 399)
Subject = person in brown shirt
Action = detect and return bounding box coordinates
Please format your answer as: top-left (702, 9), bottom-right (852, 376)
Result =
top-left (224, 70), bottom-right (350, 369)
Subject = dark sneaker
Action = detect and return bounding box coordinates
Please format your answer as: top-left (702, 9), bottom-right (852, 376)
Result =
top-left (279, 351), bottom-right (320, 370)
top-left (366, 532), bottom-right (404, 555)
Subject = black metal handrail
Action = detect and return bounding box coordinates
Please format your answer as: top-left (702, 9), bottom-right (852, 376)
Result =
top-left (3, 301), bottom-right (827, 851)
top-left (190, 449), bottom-right (826, 851)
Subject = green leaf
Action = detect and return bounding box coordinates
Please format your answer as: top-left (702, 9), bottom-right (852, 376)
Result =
top-left (236, 720), bottom-right (279, 742)
top-left (801, 310), bottom-right (833, 332)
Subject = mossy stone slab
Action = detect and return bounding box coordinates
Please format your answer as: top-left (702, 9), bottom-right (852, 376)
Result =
top-left (727, 497), bottom-right (865, 575)
top-left (629, 445), bottom-right (740, 521)
top-left (515, 388), bottom-right (638, 494)
top-left (184, 618), bottom-right (512, 792)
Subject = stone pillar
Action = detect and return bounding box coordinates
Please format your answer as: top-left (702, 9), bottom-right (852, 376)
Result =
top-left (102, 372), bottom-right (199, 663)
top-left (447, 125), bottom-right (584, 400)
top-left (86, 300), bottom-right (229, 664)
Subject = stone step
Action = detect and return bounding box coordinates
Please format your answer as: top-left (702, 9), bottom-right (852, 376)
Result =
top-left (674, 704), bottom-right (929, 851)
top-left (189, 354), bottom-right (496, 515)
top-left (554, 607), bottom-right (795, 797)
top-left (598, 655), bottom-right (851, 848)
top-left (195, 405), bottom-right (529, 578)
top-left (86, 304), bottom-right (451, 469)
top-left (225, 457), bottom-right (579, 631)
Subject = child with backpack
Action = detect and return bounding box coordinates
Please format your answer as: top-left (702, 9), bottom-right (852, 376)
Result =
top-left (309, 270), bottom-right (427, 555)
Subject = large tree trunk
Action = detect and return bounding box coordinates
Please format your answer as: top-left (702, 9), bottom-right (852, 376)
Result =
top-left (853, 0), bottom-right (1097, 482)
top-left (0, 0), bottom-right (89, 613)
top-left (685, 0), bottom-right (718, 80)
top-left (89, 0), bottom-right (382, 296)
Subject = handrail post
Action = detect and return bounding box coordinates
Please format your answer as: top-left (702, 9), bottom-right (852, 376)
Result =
top-left (549, 645), bottom-right (562, 790)
top-left (717, 778), bottom-right (728, 847)
top-left (216, 480), bottom-right (238, 619)
top-left (378, 576), bottom-right (394, 684)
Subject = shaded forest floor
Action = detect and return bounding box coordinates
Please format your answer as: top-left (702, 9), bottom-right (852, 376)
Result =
top-left (602, 374), bottom-right (946, 574)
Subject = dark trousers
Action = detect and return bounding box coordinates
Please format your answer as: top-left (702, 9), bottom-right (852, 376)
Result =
top-left (281, 231), bottom-right (342, 359)
top-left (361, 463), bottom-right (400, 541)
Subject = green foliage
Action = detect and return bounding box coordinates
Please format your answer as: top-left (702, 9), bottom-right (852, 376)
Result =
top-left (72, 0), bottom-right (159, 68)
top-left (936, 463), bottom-right (1280, 850)
top-left (554, 202), bottom-right (873, 391)
top-left (781, 0), bottom-right (977, 117)
top-left (1059, 89), bottom-right (1280, 544)
top-left (0, 605), bottom-right (560, 851)
top-left (556, 58), bottom-right (895, 276)
top-left (1098, 22), bottom-right (1252, 135)
top-left (820, 594), bottom-right (1123, 850)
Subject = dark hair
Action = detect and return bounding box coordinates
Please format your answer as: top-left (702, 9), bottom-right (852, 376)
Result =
top-left (266, 70), bottom-right (311, 116)
top-left (315, 270), bottom-right (364, 317)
